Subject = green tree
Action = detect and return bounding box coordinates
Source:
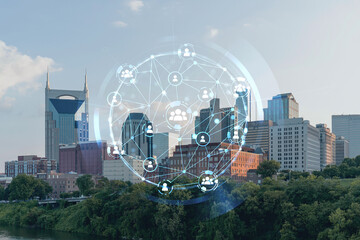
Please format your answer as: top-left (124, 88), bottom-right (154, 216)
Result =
top-left (256, 160), bottom-right (280, 178)
top-left (8, 174), bottom-right (52, 201)
top-left (76, 175), bottom-right (94, 196)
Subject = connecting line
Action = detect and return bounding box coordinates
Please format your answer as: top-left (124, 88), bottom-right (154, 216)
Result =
top-left (184, 145), bottom-right (200, 171)
top-left (217, 80), bottom-right (233, 107)
top-left (196, 64), bottom-right (218, 82)
top-left (184, 171), bottom-right (199, 178)
top-left (179, 142), bottom-right (184, 170)
top-left (185, 141), bottom-right (225, 171)
top-left (180, 108), bottom-right (213, 137)
top-left (182, 79), bottom-right (214, 83)
top-left (170, 172), bottom-right (184, 183)
top-left (154, 58), bottom-right (170, 73)
top-left (177, 59), bottom-right (185, 72)
top-left (133, 83), bottom-right (149, 105)
top-left (181, 81), bottom-right (203, 91)
top-left (148, 60), bottom-right (153, 106)
top-left (111, 111), bottom-right (129, 125)
top-left (132, 138), bottom-right (148, 160)
top-left (207, 110), bottom-right (233, 134)
top-left (151, 61), bottom-right (164, 90)
top-left (147, 171), bottom-right (182, 179)
top-left (181, 63), bottom-right (194, 75)
top-left (197, 62), bottom-right (224, 69)
top-left (158, 165), bottom-right (179, 172)
top-left (194, 55), bottom-right (219, 66)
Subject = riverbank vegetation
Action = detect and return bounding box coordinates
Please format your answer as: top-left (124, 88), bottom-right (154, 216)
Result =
top-left (0, 157), bottom-right (360, 239)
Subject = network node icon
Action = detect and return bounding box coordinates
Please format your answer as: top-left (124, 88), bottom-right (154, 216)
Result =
top-left (168, 71), bottom-right (183, 86)
top-left (166, 102), bottom-right (192, 130)
top-left (178, 43), bottom-right (196, 60)
top-left (116, 64), bottom-right (137, 85)
top-left (198, 87), bottom-right (214, 102)
top-left (198, 172), bottom-right (219, 192)
top-left (195, 132), bottom-right (210, 147)
top-left (143, 157), bottom-right (158, 172)
top-left (158, 180), bottom-right (173, 195)
top-left (107, 92), bottom-right (122, 107)
top-left (103, 43), bottom-right (256, 204)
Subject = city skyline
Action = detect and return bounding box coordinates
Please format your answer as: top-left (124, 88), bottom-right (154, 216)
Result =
top-left (1, 0), bottom-right (360, 171)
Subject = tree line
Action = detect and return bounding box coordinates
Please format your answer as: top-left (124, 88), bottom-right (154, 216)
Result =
top-left (0, 157), bottom-right (359, 239)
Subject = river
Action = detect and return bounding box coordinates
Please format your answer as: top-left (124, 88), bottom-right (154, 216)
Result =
top-left (0, 225), bottom-right (101, 240)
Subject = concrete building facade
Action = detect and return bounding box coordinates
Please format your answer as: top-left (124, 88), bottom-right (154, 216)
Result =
top-left (245, 120), bottom-right (275, 158)
top-left (335, 136), bottom-right (350, 165)
top-left (332, 115), bottom-right (360, 158)
top-left (316, 124), bottom-right (336, 169)
top-left (269, 118), bottom-right (320, 172)
top-left (103, 156), bottom-right (143, 184)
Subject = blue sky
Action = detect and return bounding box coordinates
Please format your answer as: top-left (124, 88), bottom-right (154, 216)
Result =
top-left (0, 0), bottom-right (359, 171)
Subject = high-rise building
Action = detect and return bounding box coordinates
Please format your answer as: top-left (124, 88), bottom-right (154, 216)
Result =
top-left (332, 115), bottom-right (360, 158)
top-left (59, 141), bottom-right (110, 175)
top-left (194, 98), bottom-right (240, 143)
top-left (263, 93), bottom-right (299, 123)
top-left (335, 136), bottom-right (350, 165)
top-left (45, 72), bottom-right (89, 166)
top-left (121, 113), bottom-right (151, 159)
top-left (269, 118), bottom-right (320, 172)
top-left (316, 124), bottom-right (336, 169)
top-left (245, 120), bottom-right (275, 158)
top-left (153, 132), bottom-right (179, 161)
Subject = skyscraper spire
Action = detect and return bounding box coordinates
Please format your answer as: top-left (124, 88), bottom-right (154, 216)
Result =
top-left (84, 69), bottom-right (88, 92)
top-left (46, 67), bottom-right (50, 89)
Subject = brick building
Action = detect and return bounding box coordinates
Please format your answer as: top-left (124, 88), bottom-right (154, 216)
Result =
top-left (163, 143), bottom-right (264, 181)
top-left (5, 155), bottom-right (56, 178)
top-left (59, 141), bottom-right (111, 175)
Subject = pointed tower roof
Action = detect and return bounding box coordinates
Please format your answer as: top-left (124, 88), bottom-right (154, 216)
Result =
top-left (46, 68), bottom-right (50, 89)
top-left (84, 70), bottom-right (88, 92)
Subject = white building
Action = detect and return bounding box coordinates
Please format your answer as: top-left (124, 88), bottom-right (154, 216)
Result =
top-left (332, 115), bottom-right (360, 158)
top-left (103, 156), bottom-right (143, 183)
top-left (316, 124), bottom-right (336, 169)
top-left (269, 118), bottom-right (320, 172)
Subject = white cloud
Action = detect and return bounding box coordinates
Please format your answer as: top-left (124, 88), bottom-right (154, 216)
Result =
top-left (113, 21), bottom-right (128, 28)
top-left (0, 96), bottom-right (15, 111)
top-left (0, 40), bottom-right (57, 106)
top-left (128, 0), bottom-right (144, 12)
top-left (207, 28), bottom-right (219, 38)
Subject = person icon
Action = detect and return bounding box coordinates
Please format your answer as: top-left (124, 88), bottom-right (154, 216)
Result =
top-left (174, 109), bottom-right (183, 121)
top-left (169, 111), bottom-right (175, 121)
top-left (162, 183), bottom-right (169, 192)
top-left (200, 135), bottom-right (206, 143)
top-left (202, 90), bottom-right (209, 99)
top-left (148, 161), bottom-right (153, 169)
top-left (147, 125), bottom-right (153, 134)
top-left (181, 111), bottom-right (187, 121)
top-left (183, 48), bottom-right (191, 57)
top-left (172, 75), bottom-right (178, 82)
top-left (233, 130), bottom-right (239, 140)
top-left (204, 177), bottom-right (211, 185)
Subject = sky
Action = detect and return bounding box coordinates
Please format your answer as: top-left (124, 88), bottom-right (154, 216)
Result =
top-left (0, 0), bottom-right (360, 171)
